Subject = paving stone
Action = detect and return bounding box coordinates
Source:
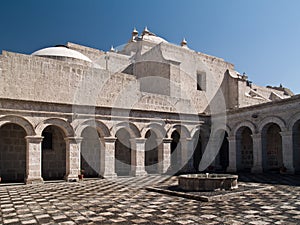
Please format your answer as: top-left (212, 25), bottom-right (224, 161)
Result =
top-left (0, 174), bottom-right (299, 224)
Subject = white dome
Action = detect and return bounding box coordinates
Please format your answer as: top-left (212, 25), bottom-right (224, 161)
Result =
top-left (32, 46), bottom-right (92, 62)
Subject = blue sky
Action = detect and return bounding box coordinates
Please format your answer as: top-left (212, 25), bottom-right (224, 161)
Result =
top-left (0, 0), bottom-right (299, 93)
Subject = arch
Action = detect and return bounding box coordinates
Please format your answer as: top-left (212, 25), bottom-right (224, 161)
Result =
top-left (190, 125), bottom-right (210, 139)
top-left (115, 128), bottom-right (132, 176)
top-left (141, 123), bottom-right (167, 139)
top-left (75, 119), bottom-right (110, 137)
top-left (233, 120), bottom-right (256, 136)
top-left (36, 118), bottom-right (74, 137)
top-left (211, 124), bottom-right (231, 138)
top-left (0, 115), bottom-right (35, 136)
top-left (41, 125), bottom-right (66, 180)
top-left (111, 122), bottom-right (141, 138)
top-left (288, 112), bottom-right (300, 131)
top-left (0, 123), bottom-right (27, 183)
top-left (258, 116), bottom-right (286, 133)
top-left (167, 124), bottom-right (191, 139)
top-left (236, 126), bottom-right (253, 172)
top-left (261, 123), bottom-right (283, 172)
top-left (80, 126), bottom-right (103, 178)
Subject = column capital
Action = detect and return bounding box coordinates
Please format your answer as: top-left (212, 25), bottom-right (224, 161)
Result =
top-left (251, 133), bottom-right (261, 139)
top-left (280, 130), bottom-right (293, 137)
top-left (64, 137), bottom-right (83, 144)
top-left (104, 137), bottom-right (117, 143)
top-left (130, 138), bottom-right (147, 144)
top-left (226, 136), bottom-right (236, 142)
top-left (163, 138), bottom-right (172, 143)
top-left (25, 136), bottom-right (44, 143)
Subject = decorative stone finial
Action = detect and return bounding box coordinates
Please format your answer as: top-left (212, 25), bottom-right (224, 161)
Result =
top-left (143, 26), bottom-right (150, 35)
top-left (132, 27), bottom-right (138, 36)
top-left (181, 38), bottom-right (188, 48)
top-left (110, 45), bottom-right (115, 52)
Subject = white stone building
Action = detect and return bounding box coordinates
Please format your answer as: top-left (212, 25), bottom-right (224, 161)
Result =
top-left (0, 27), bottom-right (298, 184)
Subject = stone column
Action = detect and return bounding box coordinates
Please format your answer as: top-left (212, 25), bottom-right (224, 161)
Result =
top-left (280, 131), bottom-right (295, 174)
top-left (25, 136), bottom-right (44, 184)
top-left (65, 137), bottom-right (82, 182)
top-left (251, 133), bottom-right (263, 173)
top-left (158, 138), bottom-right (172, 174)
top-left (100, 137), bottom-right (117, 178)
top-left (180, 138), bottom-right (194, 173)
top-left (130, 138), bottom-right (147, 176)
top-left (226, 136), bottom-right (237, 173)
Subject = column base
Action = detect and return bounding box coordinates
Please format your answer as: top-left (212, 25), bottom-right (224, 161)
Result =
top-left (281, 166), bottom-right (295, 174)
top-left (251, 166), bottom-right (263, 174)
top-left (226, 166), bottom-right (237, 173)
top-left (101, 172), bottom-right (117, 178)
top-left (130, 170), bottom-right (148, 177)
top-left (64, 175), bottom-right (79, 182)
top-left (25, 177), bottom-right (44, 184)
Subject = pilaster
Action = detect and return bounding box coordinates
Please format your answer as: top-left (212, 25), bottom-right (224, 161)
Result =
top-left (64, 137), bottom-right (83, 182)
top-left (100, 137), bottom-right (117, 178)
top-left (130, 138), bottom-right (147, 176)
top-left (251, 133), bottom-right (263, 173)
top-left (25, 136), bottom-right (44, 184)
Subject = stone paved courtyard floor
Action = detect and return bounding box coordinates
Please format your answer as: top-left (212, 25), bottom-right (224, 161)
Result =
top-left (0, 174), bottom-right (300, 224)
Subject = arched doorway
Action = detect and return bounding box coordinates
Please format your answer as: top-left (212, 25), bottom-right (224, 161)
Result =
top-left (41, 126), bottom-right (66, 180)
top-left (170, 130), bottom-right (181, 173)
top-left (115, 128), bottom-right (132, 176)
top-left (215, 130), bottom-right (229, 172)
top-left (145, 130), bottom-right (161, 174)
top-left (236, 127), bottom-right (253, 172)
top-left (262, 123), bottom-right (283, 172)
top-left (292, 120), bottom-right (300, 173)
top-left (81, 127), bottom-right (102, 178)
top-left (0, 124), bottom-right (26, 183)
top-left (192, 130), bottom-right (202, 172)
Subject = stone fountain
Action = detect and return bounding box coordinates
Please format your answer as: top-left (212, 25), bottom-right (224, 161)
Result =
top-left (178, 173), bottom-right (238, 191)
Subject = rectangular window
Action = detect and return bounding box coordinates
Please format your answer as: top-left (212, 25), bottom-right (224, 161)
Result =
top-left (42, 131), bottom-right (53, 150)
top-left (197, 72), bottom-right (206, 91)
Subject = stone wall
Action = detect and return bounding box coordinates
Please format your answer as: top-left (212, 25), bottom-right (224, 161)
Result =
top-left (0, 124), bottom-right (26, 182)
top-left (81, 127), bottom-right (101, 177)
top-left (42, 126), bottom-right (66, 180)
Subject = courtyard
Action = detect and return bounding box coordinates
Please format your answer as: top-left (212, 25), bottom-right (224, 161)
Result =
top-left (0, 174), bottom-right (300, 224)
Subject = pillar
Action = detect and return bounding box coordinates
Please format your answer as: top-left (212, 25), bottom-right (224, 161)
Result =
top-left (130, 138), bottom-right (147, 176)
top-left (25, 136), bottom-right (44, 184)
top-left (226, 136), bottom-right (237, 173)
top-left (251, 133), bottom-right (263, 173)
top-left (180, 138), bottom-right (194, 173)
top-left (65, 137), bottom-right (82, 182)
top-left (100, 137), bottom-right (117, 178)
top-left (280, 131), bottom-right (295, 174)
top-left (157, 138), bottom-right (171, 174)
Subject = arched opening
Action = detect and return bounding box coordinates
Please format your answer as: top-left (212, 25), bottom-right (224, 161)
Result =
top-left (262, 123), bottom-right (283, 172)
top-left (145, 130), bottom-right (161, 174)
top-left (81, 127), bottom-right (103, 178)
top-left (0, 124), bottom-right (26, 183)
top-left (192, 130), bottom-right (202, 172)
top-left (170, 130), bottom-right (181, 172)
top-left (215, 130), bottom-right (229, 172)
top-left (292, 120), bottom-right (300, 173)
top-left (115, 128), bottom-right (132, 176)
top-left (41, 126), bottom-right (66, 180)
top-left (236, 127), bottom-right (253, 172)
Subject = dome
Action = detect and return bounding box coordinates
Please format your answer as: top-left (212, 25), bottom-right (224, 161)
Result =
top-left (31, 46), bottom-right (92, 62)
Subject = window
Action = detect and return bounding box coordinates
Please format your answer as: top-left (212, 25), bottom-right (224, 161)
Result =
top-left (42, 131), bottom-right (53, 150)
top-left (197, 72), bottom-right (206, 91)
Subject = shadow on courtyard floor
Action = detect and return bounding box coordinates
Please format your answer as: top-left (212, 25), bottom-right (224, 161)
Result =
top-left (237, 173), bottom-right (300, 186)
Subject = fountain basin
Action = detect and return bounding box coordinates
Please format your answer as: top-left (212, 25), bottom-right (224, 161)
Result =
top-left (178, 174), bottom-right (238, 191)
